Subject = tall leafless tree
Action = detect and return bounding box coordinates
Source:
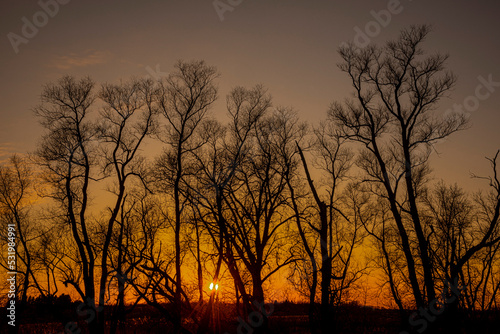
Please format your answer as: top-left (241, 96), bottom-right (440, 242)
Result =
top-left (96, 76), bottom-right (159, 332)
top-left (221, 107), bottom-right (301, 332)
top-left (155, 60), bottom-right (218, 333)
top-left (290, 123), bottom-right (366, 333)
top-left (330, 25), bottom-right (468, 309)
top-left (34, 75), bottom-right (158, 333)
top-left (331, 24), bottom-right (500, 332)
top-left (0, 155), bottom-right (45, 333)
top-left (34, 75), bottom-right (100, 332)
top-left (187, 85), bottom-right (271, 333)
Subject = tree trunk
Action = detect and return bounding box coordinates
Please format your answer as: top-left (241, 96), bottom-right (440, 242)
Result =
top-left (320, 215), bottom-right (332, 334)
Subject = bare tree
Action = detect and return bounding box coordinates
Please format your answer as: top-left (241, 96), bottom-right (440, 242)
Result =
top-left (96, 77), bottom-right (159, 333)
top-left (445, 153), bottom-right (500, 311)
top-left (331, 24), bottom-right (500, 333)
top-left (33, 221), bottom-right (64, 298)
top-left (186, 85), bottom-right (271, 333)
top-left (34, 75), bottom-right (100, 332)
top-left (219, 107), bottom-right (301, 332)
top-left (107, 191), bottom-right (160, 334)
top-left (33, 75), bottom-right (158, 334)
top-left (124, 192), bottom-right (200, 334)
top-left (291, 122), bottom-right (367, 333)
top-left (330, 25), bottom-right (468, 309)
top-left (416, 154), bottom-right (500, 330)
top-left (155, 60), bottom-right (218, 332)
top-left (0, 155), bottom-right (45, 333)
top-left (359, 196), bottom-right (407, 312)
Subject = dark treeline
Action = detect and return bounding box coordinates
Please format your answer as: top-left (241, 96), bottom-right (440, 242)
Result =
top-left (1, 25), bottom-right (500, 334)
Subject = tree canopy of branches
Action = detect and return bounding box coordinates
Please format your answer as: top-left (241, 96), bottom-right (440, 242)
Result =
top-left (1, 32), bottom-right (499, 334)
top-left (331, 24), bottom-right (500, 331)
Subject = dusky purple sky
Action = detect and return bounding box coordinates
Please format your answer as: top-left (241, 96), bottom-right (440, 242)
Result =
top-left (1, 0), bottom-right (499, 190)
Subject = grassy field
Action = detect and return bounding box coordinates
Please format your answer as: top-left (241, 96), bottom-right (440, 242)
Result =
top-left (3, 300), bottom-right (500, 333)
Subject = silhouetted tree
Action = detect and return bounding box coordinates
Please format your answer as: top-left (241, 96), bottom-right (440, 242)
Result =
top-left (155, 60), bottom-right (218, 333)
top-left (34, 75), bottom-right (158, 334)
top-left (332, 24), bottom-right (500, 333)
top-left (18, 49), bottom-right (499, 334)
top-left (331, 24), bottom-right (467, 309)
top-left (108, 192), bottom-right (161, 334)
top-left (34, 75), bottom-right (100, 332)
top-left (0, 155), bottom-right (45, 333)
top-left (96, 76), bottom-right (159, 333)
top-left (291, 124), bottom-right (366, 333)
top-left (222, 107), bottom-right (300, 332)
top-left (189, 85), bottom-right (271, 333)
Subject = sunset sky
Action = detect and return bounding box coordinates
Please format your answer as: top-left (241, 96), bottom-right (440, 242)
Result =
top-left (1, 0), bottom-right (499, 191)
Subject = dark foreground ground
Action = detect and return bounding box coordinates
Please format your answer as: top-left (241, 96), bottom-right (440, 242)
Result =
top-left (2, 298), bottom-right (500, 333)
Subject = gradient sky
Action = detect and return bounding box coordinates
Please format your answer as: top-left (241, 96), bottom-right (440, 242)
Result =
top-left (1, 0), bottom-right (499, 191)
